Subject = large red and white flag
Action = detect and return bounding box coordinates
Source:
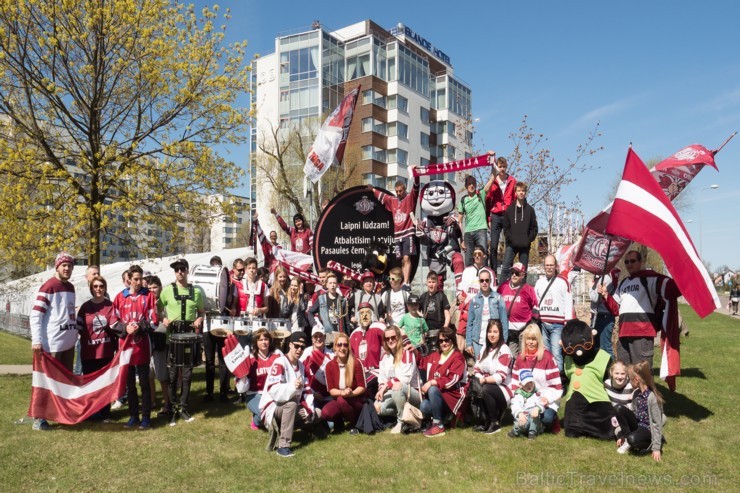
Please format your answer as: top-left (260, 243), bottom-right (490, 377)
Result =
top-left (304, 87), bottom-right (360, 184)
top-left (573, 143), bottom-right (720, 274)
top-left (28, 336), bottom-right (133, 425)
top-left (606, 148), bottom-right (720, 318)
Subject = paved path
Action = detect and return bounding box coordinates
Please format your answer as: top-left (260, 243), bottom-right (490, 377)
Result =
top-left (0, 365), bottom-right (33, 375)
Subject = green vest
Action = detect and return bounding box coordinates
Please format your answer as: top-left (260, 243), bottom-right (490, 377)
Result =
top-left (564, 349), bottom-right (611, 403)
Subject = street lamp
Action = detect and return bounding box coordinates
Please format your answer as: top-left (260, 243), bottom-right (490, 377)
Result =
top-left (698, 184), bottom-right (720, 258)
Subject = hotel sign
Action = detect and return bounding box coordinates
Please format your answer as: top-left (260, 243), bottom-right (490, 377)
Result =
top-left (390, 24), bottom-right (452, 66)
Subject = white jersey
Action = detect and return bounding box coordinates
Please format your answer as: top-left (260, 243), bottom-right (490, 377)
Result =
top-left (534, 275), bottom-right (573, 325)
top-left (30, 277), bottom-right (77, 352)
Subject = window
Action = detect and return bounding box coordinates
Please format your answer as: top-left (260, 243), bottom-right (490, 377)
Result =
top-left (420, 107), bottom-right (430, 125)
top-left (388, 122), bottom-right (408, 139)
top-left (420, 132), bottom-right (430, 150)
top-left (362, 118), bottom-right (386, 135)
top-left (362, 89), bottom-right (385, 108)
top-left (362, 145), bottom-right (386, 162)
top-left (387, 149), bottom-right (408, 165)
top-left (388, 94), bottom-right (408, 113)
top-left (420, 157), bottom-right (430, 167)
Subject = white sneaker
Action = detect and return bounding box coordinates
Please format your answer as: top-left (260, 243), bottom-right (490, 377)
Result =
top-left (111, 400), bottom-right (123, 411)
top-left (391, 422), bottom-right (403, 434)
top-left (617, 441), bottom-right (631, 454)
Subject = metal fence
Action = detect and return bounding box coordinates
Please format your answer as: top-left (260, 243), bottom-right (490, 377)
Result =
top-left (0, 313), bottom-right (31, 339)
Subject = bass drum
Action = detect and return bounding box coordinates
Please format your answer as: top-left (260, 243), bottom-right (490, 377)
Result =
top-left (190, 265), bottom-right (229, 313)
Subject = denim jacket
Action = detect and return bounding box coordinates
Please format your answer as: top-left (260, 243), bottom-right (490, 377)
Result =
top-left (466, 291), bottom-right (509, 351)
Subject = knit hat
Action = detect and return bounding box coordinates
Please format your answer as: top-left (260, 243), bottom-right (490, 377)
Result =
top-left (358, 301), bottom-right (373, 311)
top-left (519, 369), bottom-right (535, 387)
top-left (55, 252), bottom-right (74, 269)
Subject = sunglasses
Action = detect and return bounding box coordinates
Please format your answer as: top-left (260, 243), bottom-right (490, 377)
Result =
top-left (561, 338), bottom-right (594, 355)
top-left (236, 268), bottom-right (245, 273)
top-left (438, 337), bottom-right (451, 344)
top-left (624, 259), bottom-right (639, 265)
top-left (473, 252), bottom-right (484, 257)
top-left (389, 277), bottom-right (401, 281)
top-left (334, 342), bottom-right (349, 348)
top-left (511, 271), bottom-right (523, 276)
top-left (479, 278), bottom-right (491, 283)
top-left (92, 284), bottom-right (106, 289)
top-left (174, 267), bottom-right (187, 273)
top-left (384, 335), bottom-right (398, 342)
top-left (292, 344), bottom-right (306, 350)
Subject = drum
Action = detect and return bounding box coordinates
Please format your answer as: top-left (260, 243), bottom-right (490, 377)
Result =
top-left (233, 317), bottom-right (252, 336)
top-left (269, 318), bottom-right (291, 333)
top-left (252, 317), bottom-right (270, 333)
top-left (209, 316), bottom-right (233, 337)
top-left (168, 332), bottom-right (203, 368)
top-left (426, 329), bottom-right (440, 354)
top-left (190, 265), bottom-right (230, 313)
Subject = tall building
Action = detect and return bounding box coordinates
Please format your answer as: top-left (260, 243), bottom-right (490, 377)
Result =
top-left (251, 20), bottom-right (473, 235)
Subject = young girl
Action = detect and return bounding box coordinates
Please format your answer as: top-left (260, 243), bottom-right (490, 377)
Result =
top-left (605, 361), bottom-right (634, 410)
top-left (615, 361), bottom-right (666, 461)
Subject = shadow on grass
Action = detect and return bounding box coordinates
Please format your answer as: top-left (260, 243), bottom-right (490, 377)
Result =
top-left (652, 367), bottom-right (707, 380)
top-left (657, 382), bottom-right (713, 422)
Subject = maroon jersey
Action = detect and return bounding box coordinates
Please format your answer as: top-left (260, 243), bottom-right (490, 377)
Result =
top-left (77, 299), bottom-right (120, 360)
top-left (246, 350), bottom-right (281, 393)
top-left (349, 325), bottom-right (384, 383)
top-left (419, 350), bottom-right (467, 415)
top-left (276, 214), bottom-right (314, 254)
top-left (113, 288), bottom-right (158, 365)
top-left (373, 177), bottom-right (420, 241)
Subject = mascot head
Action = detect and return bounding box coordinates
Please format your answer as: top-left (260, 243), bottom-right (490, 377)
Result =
top-left (561, 319), bottom-right (598, 366)
top-left (420, 180), bottom-right (456, 217)
top-left (362, 240), bottom-right (389, 276)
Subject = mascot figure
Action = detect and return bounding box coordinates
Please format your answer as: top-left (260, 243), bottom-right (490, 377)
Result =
top-left (418, 180), bottom-right (465, 286)
top-left (362, 240), bottom-right (391, 280)
top-left (561, 319), bottom-right (617, 439)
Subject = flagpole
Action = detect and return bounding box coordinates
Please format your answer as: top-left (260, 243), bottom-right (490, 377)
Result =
top-left (712, 131), bottom-right (737, 155)
top-left (591, 235), bottom-right (613, 329)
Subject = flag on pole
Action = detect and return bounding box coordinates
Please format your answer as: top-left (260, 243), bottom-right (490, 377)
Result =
top-left (29, 336), bottom-right (133, 425)
top-left (573, 143), bottom-right (720, 274)
top-left (606, 148), bottom-right (720, 318)
top-left (304, 87), bottom-right (360, 185)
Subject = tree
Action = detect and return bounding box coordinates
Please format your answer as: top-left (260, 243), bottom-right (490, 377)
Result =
top-left (254, 118), bottom-right (362, 223)
top-left (0, 0), bottom-right (250, 268)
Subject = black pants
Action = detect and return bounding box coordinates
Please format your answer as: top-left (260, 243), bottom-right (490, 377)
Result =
top-left (481, 383), bottom-right (508, 424)
top-left (127, 363), bottom-right (151, 419)
top-left (82, 358), bottom-right (113, 419)
top-left (203, 332), bottom-right (229, 396)
top-left (168, 365), bottom-right (192, 411)
top-left (614, 405), bottom-right (653, 451)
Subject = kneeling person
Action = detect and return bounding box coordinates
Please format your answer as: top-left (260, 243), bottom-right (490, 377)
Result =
top-left (260, 332), bottom-right (320, 458)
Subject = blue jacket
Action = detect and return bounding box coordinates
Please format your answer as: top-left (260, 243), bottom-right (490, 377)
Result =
top-left (466, 291), bottom-right (509, 349)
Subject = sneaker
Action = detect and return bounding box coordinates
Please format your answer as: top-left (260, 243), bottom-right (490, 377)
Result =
top-left (473, 424), bottom-right (488, 433)
top-left (485, 423), bottom-right (502, 435)
top-left (157, 407), bottom-right (172, 418)
top-left (276, 447), bottom-right (294, 458)
top-left (402, 283), bottom-right (411, 292)
top-left (390, 422), bottom-right (404, 434)
top-left (528, 431), bottom-right (537, 440)
top-left (111, 400), bottom-right (124, 411)
top-left (617, 441), bottom-right (631, 454)
top-left (202, 394), bottom-right (214, 403)
top-left (250, 421), bottom-right (259, 431)
top-left (507, 429), bottom-right (519, 439)
top-left (169, 411), bottom-right (177, 427)
top-left (32, 419), bottom-right (51, 431)
top-left (423, 424), bottom-right (446, 438)
top-left (179, 409), bottom-right (195, 423)
top-left (102, 418), bottom-right (113, 424)
top-left (349, 428), bottom-right (360, 436)
top-left (124, 417), bottom-right (140, 428)
top-left (139, 418), bottom-right (151, 430)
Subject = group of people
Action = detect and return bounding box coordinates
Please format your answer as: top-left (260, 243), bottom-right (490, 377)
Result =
top-left (29, 236), bottom-right (671, 462)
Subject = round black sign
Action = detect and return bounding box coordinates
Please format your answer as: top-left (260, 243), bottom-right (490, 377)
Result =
top-left (313, 186), bottom-right (419, 279)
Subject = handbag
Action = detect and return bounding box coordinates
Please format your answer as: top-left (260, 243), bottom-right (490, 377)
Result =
top-left (400, 384), bottom-right (423, 428)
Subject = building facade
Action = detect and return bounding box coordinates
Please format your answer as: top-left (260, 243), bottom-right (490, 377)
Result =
top-left (251, 20), bottom-right (473, 237)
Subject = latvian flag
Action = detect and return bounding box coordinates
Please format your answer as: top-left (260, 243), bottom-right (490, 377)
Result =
top-left (28, 336), bottom-right (133, 425)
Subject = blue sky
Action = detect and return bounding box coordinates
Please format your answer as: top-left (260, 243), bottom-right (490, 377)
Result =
top-left (205, 0), bottom-right (739, 271)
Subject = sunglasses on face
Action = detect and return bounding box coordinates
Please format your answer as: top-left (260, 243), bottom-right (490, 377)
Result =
top-left (334, 342), bottom-right (349, 348)
top-left (236, 268), bottom-right (245, 273)
top-left (389, 277), bottom-right (401, 282)
top-left (479, 278), bottom-right (491, 283)
top-left (473, 252), bottom-right (484, 257)
top-left (92, 284), bottom-right (105, 289)
top-left (438, 337), bottom-right (451, 344)
top-left (292, 344), bottom-right (306, 350)
top-left (174, 267), bottom-right (187, 273)
top-left (511, 271), bottom-right (522, 276)
top-left (384, 335), bottom-right (398, 342)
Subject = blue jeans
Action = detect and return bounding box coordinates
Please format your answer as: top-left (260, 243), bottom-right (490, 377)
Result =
top-left (420, 385), bottom-right (447, 421)
top-left (244, 392), bottom-right (262, 427)
top-left (542, 407), bottom-right (557, 429)
top-left (489, 214), bottom-right (505, 272)
top-left (541, 322), bottom-right (564, 372)
top-left (592, 313), bottom-right (615, 360)
top-left (463, 229), bottom-right (488, 267)
top-left (499, 245), bottom-right (530, 285)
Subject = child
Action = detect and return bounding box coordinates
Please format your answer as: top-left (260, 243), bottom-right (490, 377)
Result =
top-left (397, 294), bottom-right (429, 348)
top-left (605, 361), bottom-right (634, 410)
top-left (508, 369), bottom-right (545, 440)
top-left (419, 271), bottom-right (451, 334)
top-left (615, 361), bottom-right (666, 461)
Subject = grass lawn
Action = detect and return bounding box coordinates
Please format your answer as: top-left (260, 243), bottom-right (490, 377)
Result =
top-left (0, 331), bottom-right (33, 365)
top-left (0, 306), bottom-right (737, 492)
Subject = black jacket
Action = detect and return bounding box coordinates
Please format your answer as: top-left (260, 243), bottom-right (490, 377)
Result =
top-left (503, 200), bottom-right (538, 249)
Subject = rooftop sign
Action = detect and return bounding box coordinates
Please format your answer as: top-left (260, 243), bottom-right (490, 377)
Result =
top-left (389, 24), bottom-right (452, 66)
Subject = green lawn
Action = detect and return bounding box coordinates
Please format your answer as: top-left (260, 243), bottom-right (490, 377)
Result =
top-left (0, 307), bottom-right (737, 492)
top-left (0, 331), bottom-right (33, 365)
